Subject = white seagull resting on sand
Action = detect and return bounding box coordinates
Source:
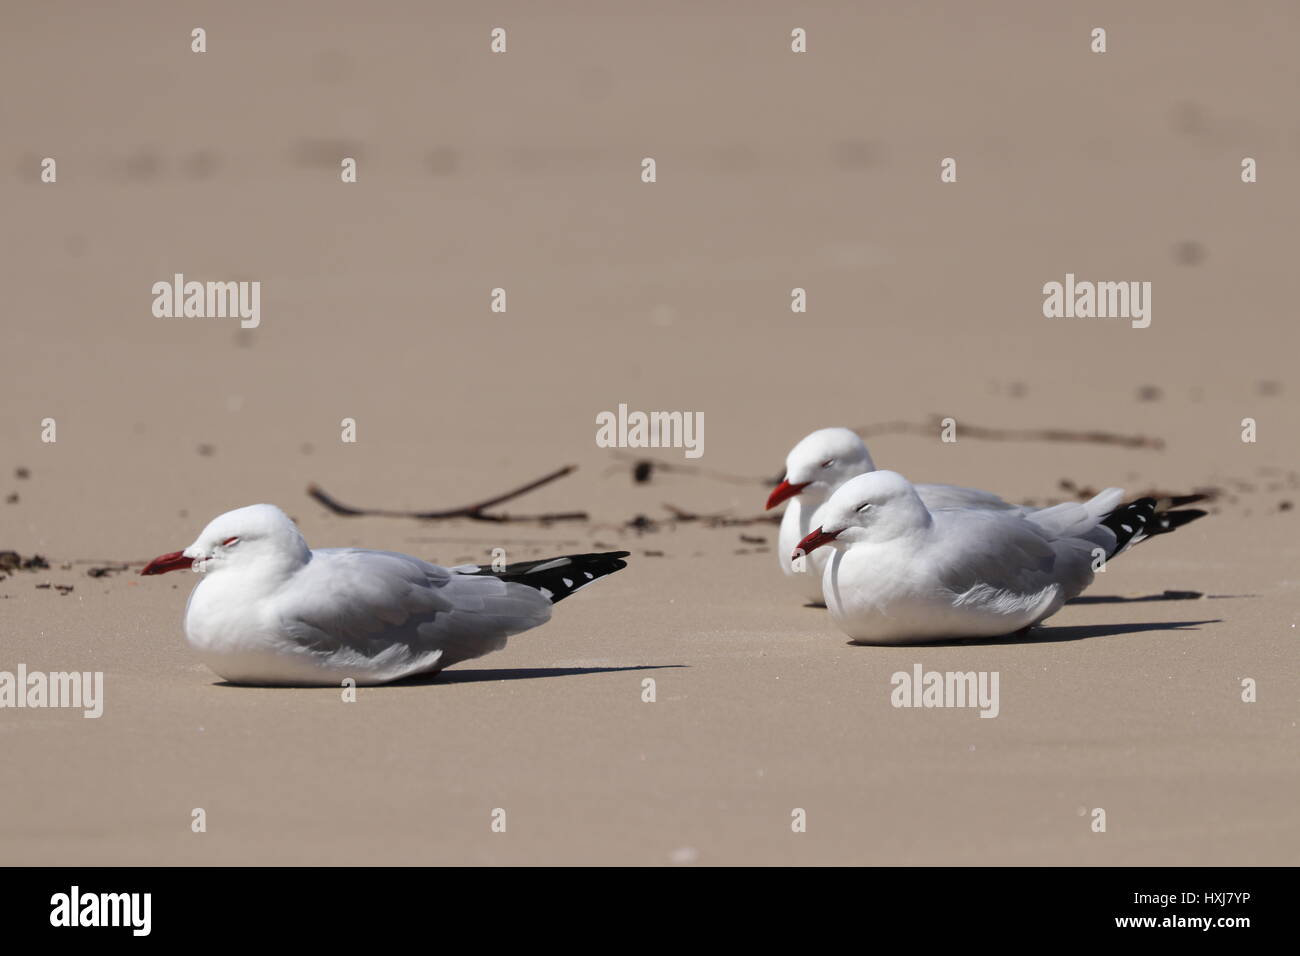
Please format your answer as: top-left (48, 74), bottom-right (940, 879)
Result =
top-left (766, 427), bottom-right (1205, 606)
top-left (792, 471), bottom-right (1205, 644)
top-left (767, 428), bottom-right (1025, 604)
top-left (141, 504), bottom-right (629, 685)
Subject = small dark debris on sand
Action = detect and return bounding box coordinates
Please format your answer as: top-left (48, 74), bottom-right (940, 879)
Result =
top-left (1173, 240), bottom-right (1205, 266)
top-left (642, 549), bottom-right (664, 557)
top-left (15, 467), bottom-right (30, 479)
top-left (739, 534), bottom-right (766, 544)
top-left (608, 450), bottom-right (771, 488)
top-left (662, 504), bottom-right (779, 527)
top-left (4, 493), bottom-right (16, 504)
top-left (1057, 478), bottom-right (1099, 499)
top-left (1058, 480), bottom-right (1219, 506)
top-left (87, 564), bottom-right (130, 578)
top-left (0, 552), bottom-right (49, 572)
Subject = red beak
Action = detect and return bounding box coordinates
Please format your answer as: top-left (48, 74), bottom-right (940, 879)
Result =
top-left (140, 550), bottom-right (194, 575)
top-left (766, 479), bottom-right (811, 511)
top-left (793, 526), bottom-right (841, 562)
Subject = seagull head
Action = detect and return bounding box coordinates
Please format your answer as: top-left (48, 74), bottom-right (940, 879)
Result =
top-left (141, 504), bottom-right (310, 577)
top-left (792, 471), bottom-right (928, 561)
top-left (766, 427), bottom-right (875, 510)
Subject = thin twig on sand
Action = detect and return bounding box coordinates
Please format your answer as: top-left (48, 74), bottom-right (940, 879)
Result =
top-left (660, 504), bottom-right (779, 527)
top-left (857, 417), bottom-right (1164, 450)
top-left (307, 466), bottom-right (587, 523)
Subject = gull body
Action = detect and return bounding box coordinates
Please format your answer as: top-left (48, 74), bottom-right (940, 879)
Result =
top-left (141, 504), bottom-right (629, 686)
top-left (796, 471), bottom-right (1204, 644)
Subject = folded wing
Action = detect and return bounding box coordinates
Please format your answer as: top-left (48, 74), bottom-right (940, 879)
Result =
top-left (929, 507), bottom-right (1100, 619)
top-left (275, 548), bottom-right (553, 681)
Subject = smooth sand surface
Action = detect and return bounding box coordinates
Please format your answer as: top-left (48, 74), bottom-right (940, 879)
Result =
top-left (1, 2), bottom-right (1296, 864)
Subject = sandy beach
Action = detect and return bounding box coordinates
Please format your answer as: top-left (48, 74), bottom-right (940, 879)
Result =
top-left (1, 1), bottom-right (1297, 865)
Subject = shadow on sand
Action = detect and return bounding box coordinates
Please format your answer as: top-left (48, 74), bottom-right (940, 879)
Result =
top-left (817, 592), bottom-right (1248, 610)
top-left (849, 619), bottom-right (1223, 649)
top-left (213, 663), bottom-right (684, 689)
top-left (1068, 592), bottom-right (1254, 604)
top-left (408, 664), bottom-right (684, 686)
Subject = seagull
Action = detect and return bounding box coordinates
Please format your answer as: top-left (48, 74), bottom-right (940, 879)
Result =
top-left (792, 471), bottom-right (1206, 644)
top-left (140, 504), bottom-right (630, 686)
top-left (766, 428), bottom-right (1023, 605)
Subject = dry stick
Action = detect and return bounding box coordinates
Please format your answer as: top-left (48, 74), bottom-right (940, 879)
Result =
top-left (661, 504), bottom-right (779, 527)
top-left (307, 465), bottom-right (587, 523)
top-left (856, 417), bottom-right (1165, 450)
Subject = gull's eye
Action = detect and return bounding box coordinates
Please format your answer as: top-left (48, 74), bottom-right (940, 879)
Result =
top-left (222, 536), bottom-right (240, 547)
top-left (820, 459), bottom-right (835, 468)
top-left (856, 503), bottom-right (872, 514)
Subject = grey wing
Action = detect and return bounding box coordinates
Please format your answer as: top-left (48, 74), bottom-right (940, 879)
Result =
top-left (929, 510), bottom-right (1096, 615)
top-left (1025, 487), bottom-right (1124, 554)
top-left (276, 549), bottom-right (553, 680)
top-left (916, 483), bottom-right (1023, 512)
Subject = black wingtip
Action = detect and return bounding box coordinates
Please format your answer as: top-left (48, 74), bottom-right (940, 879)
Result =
top-left (1102, 497), bottom-right (1208, 558)
top-left (1102, 497), bottom-right (1158, 555)
top-left (1154, 508), bottom-right (1208, 532)
top-left (468, 550), bottom-right (631, 603)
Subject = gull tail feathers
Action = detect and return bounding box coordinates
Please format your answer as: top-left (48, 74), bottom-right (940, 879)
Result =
top-left (462, 551), bottom-right (631, 603)
top-left (1102, 497), bottom-right (1207, 557)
